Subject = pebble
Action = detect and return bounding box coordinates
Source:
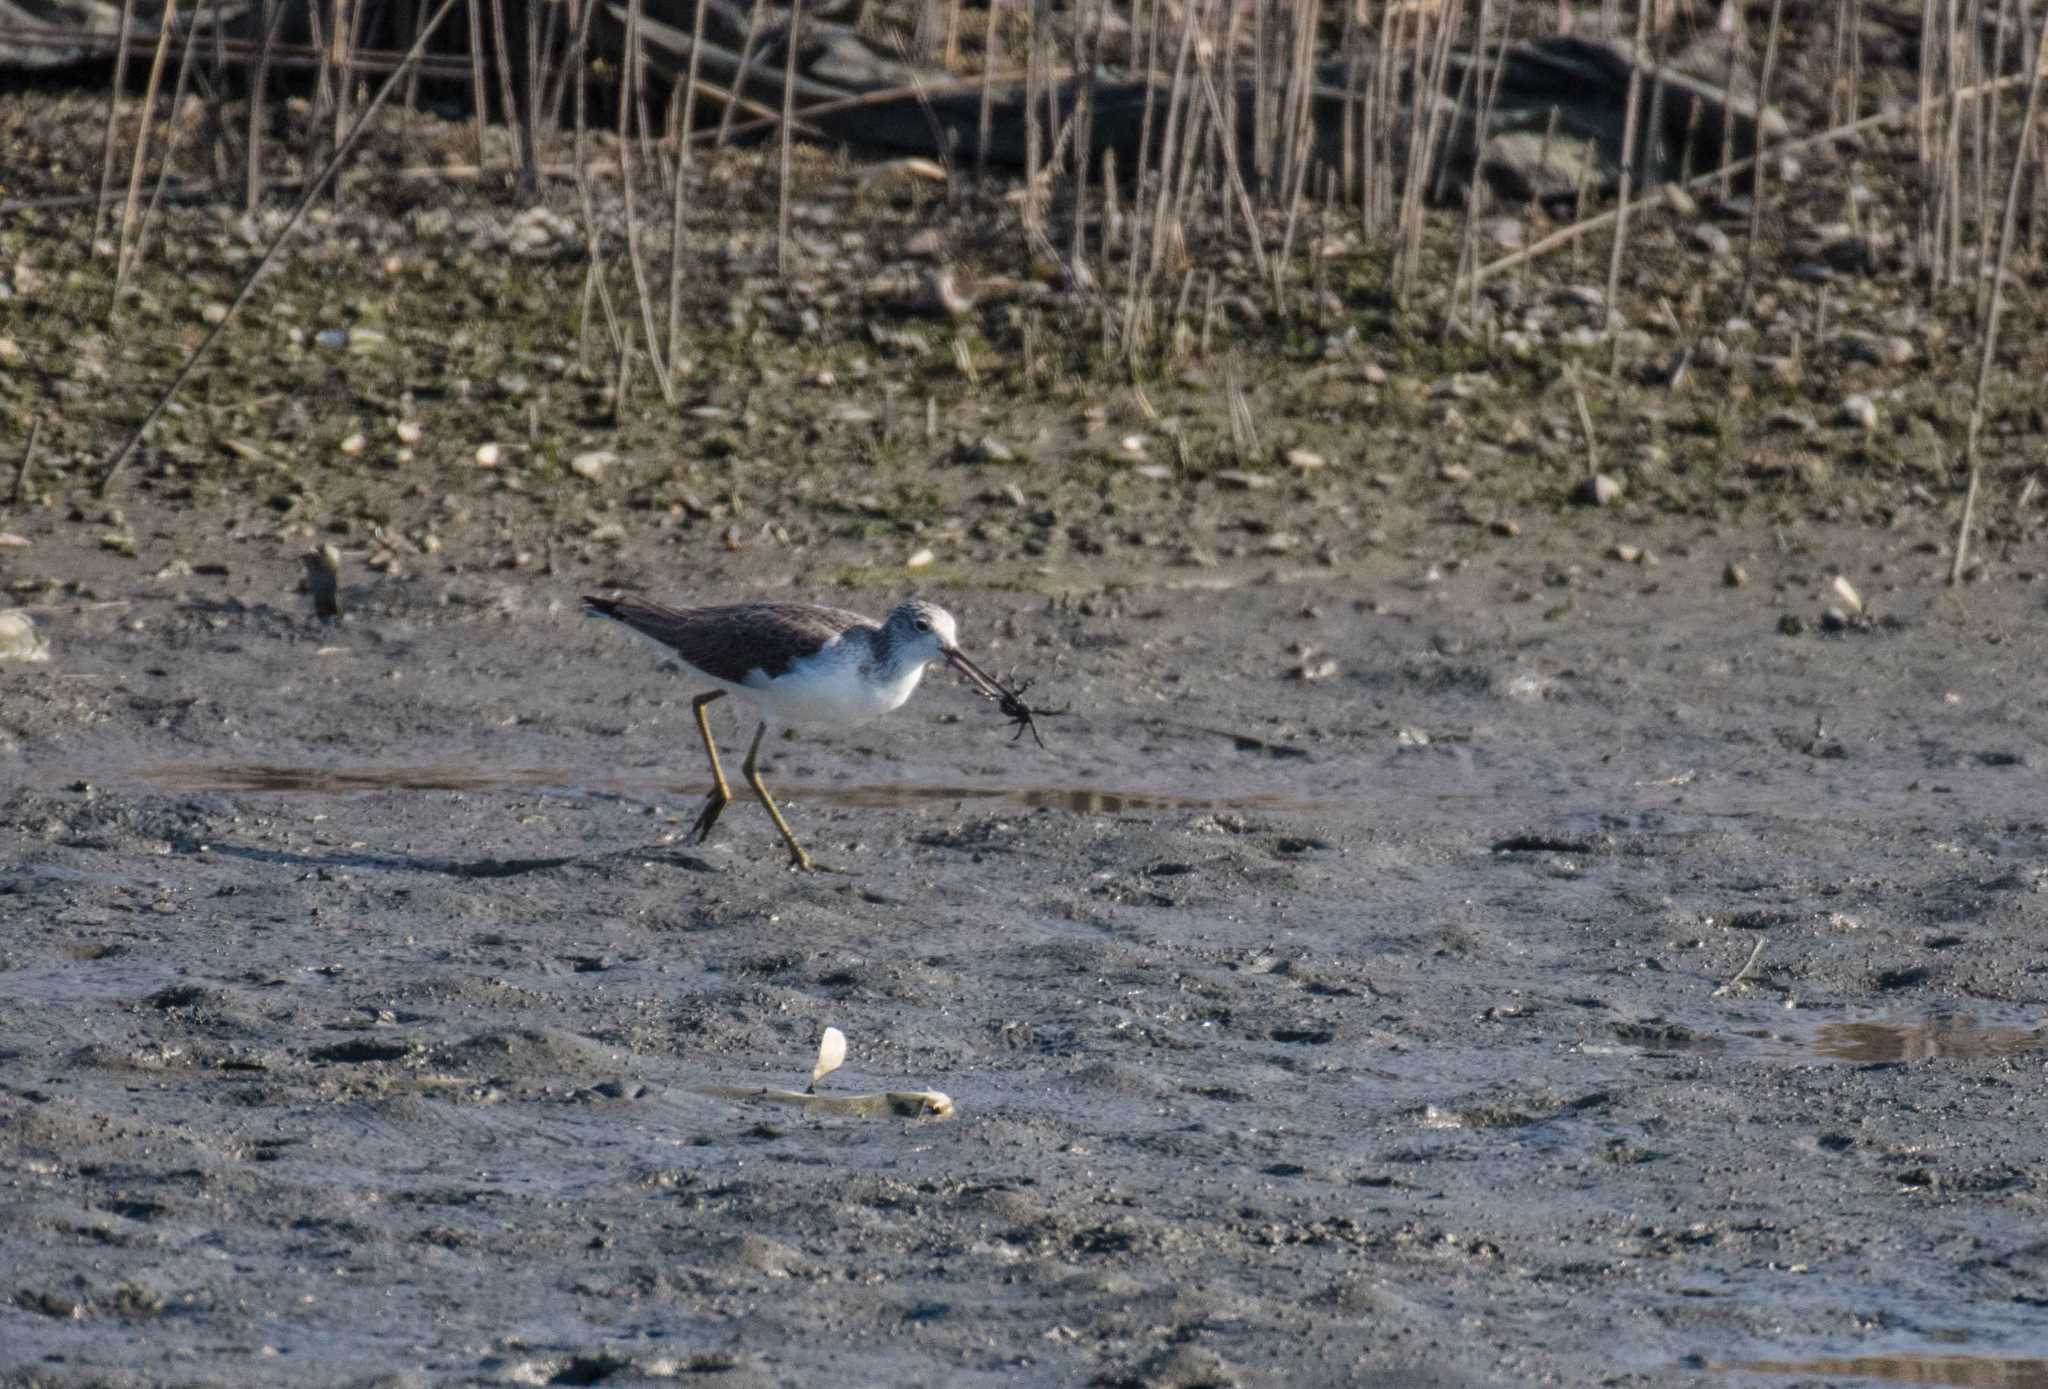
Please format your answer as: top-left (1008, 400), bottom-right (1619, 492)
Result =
top-left (906, 547), bottom-right (935, 569)
top-left (303, 545), bottom-right (343, 620)
top-left (0, 532), bottom-right (28, 548)
top-left (1486, 217), bottom-right (1527, 249)
top-left (475, 443), bottom-right (503, 467)
top-left (339, 431), bottom-right (367, 455)
top-left (0, 609), bottom-right (49, 662)
top-left (1284, 448), bottom-right (1326, 471)
top-left (1687, 222), bottom-right (1733, 256)
top-left (919, 268), bottom-right (975, 318)
top-left (570, 450), bottom-right (617, 482)
top-left (1837, 394), bottom-right (1879, 432)
top-left (395, 420), bottom-right (423, 445)
top-left (1724, 562), bottom-right (1748, 587)
top-left (1576, 474), bottom-right (1623, 507)
top-left (1831, 574), bottom-right (1863, 613)
top-left (1214, 470), bottom-right (1275, 490)
top-left (967, 436), bottom-right (1016, 464)
top-left (1838, 332), bottom-right (1914, 367)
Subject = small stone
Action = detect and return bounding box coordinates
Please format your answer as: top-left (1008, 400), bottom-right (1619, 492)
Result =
top-left (903, 227), bottom-right (947, 259)
top-left (395, 420), bottom-right (423, 445)
top-left (1575, 474), bottom-right (1623, 507)
top-left (0, 531), bottom-right (29, 548)
top-left (0, 337), bottom-right (22, 368)
top-left (303, 544), bottom-right (343, 620)
top-left (339, 431), bottom-right (367, 455)
top-left (906, 547), bottom-right (935, 569)
top-left (1610, 544), bottom-right (1642, 563)
top-left (1838, 332), bottom-right (1914, 367)
top-left (0, 608), bottom-right (50, 662)
top-left (1490, 519), bottom-right (1520, 538)
top-left (1830, 574), bottom-right (1863, 613)
top-left (475, 443), bottom-right (503, 467)
top-left (919, 267), bottom-right (975, 319)
top-left (1778, 613), bottom-right (1807, 636)
top-left (1838, 394), bottom-right (1879, 432)
top-left (1214, 470), bottom-right (1275, 490)
top-left (1283, 447), bottom-right (1327, 470)
top-left (1485, 217), bottom-right (1527, 249)
top-left (1687, 222), bottom-right (1733, 256)
top-left (1438, 462), bottom-right (1474, 484)
top-left (570, 450), bottom-right (617, 482)
top-left (1724, 562), bottom-right (1748, 587)
top-left (967, 436), bottom-right (1016, 464)
top-left (1290, 659), bottom-right (1339, 681)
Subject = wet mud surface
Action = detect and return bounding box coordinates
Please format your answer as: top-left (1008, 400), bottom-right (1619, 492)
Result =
top-left (5, 520), bottom-right (2048, 1387)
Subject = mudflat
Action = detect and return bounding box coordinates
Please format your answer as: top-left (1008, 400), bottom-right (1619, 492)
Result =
top-left (6, 495), bottom-right (2048, 1386)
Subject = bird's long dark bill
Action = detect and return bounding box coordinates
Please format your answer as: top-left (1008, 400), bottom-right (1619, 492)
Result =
top-left (944, 647), bottom-right (1012, 701)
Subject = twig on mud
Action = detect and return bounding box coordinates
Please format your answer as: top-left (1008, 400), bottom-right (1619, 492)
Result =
top-left (11, 414), bottom-right (40, 508)
top-left (1712, 938), bottom-right (1767, 997)
top-left (1569, 366), bottom-right (1598, 480)
top-left (95, 0), bottom-right (467, 499)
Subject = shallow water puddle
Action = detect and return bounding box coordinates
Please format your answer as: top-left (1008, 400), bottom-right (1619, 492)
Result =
top-left (135, 761), bottom-right (1319, 816)
top-left (1606, 1008), bottom-right (2048, 1064)
top-left (1729, 1350), bottom-right (2048, 1386)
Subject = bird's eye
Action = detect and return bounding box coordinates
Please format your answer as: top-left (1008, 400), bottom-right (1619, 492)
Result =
top-left (914, 617), bottom-right (932, 632)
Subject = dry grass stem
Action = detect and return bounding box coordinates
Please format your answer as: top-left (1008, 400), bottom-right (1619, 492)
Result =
top-left (95, 0), bottom-right (468, 497)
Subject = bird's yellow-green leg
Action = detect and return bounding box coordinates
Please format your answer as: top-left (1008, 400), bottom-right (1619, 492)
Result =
top-left (742, 719), bottom-right (815, 871)
top-left (689, 691), bottom-right (734, 844)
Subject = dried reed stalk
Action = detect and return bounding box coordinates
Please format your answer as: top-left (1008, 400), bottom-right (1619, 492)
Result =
top-left (97, 0), bottom-right (468, 498)
top-left (1736, 0), bottom-right (1786, 309)
top-left (112, 0), bottom-right (179, 306)
top-left (1950, 0), bottom-right (2045, 583)
top-left (617, 0), bottom-right (676, 402)
top-left (1603, 0), bottom-right (1652, 367)
top-left (777, 0), bottom-right (803, 279)
top-left (92, 0), bottom-right (138, 243)
top-left (667, 0), bottom-right (709, 380)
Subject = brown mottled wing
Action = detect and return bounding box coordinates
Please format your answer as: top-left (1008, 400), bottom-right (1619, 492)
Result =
top-left (582, 596), bottom-right (875, 684)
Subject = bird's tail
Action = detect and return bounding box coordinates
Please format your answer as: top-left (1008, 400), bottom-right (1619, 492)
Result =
top-left (581, 595), bottom-right (624, 621)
